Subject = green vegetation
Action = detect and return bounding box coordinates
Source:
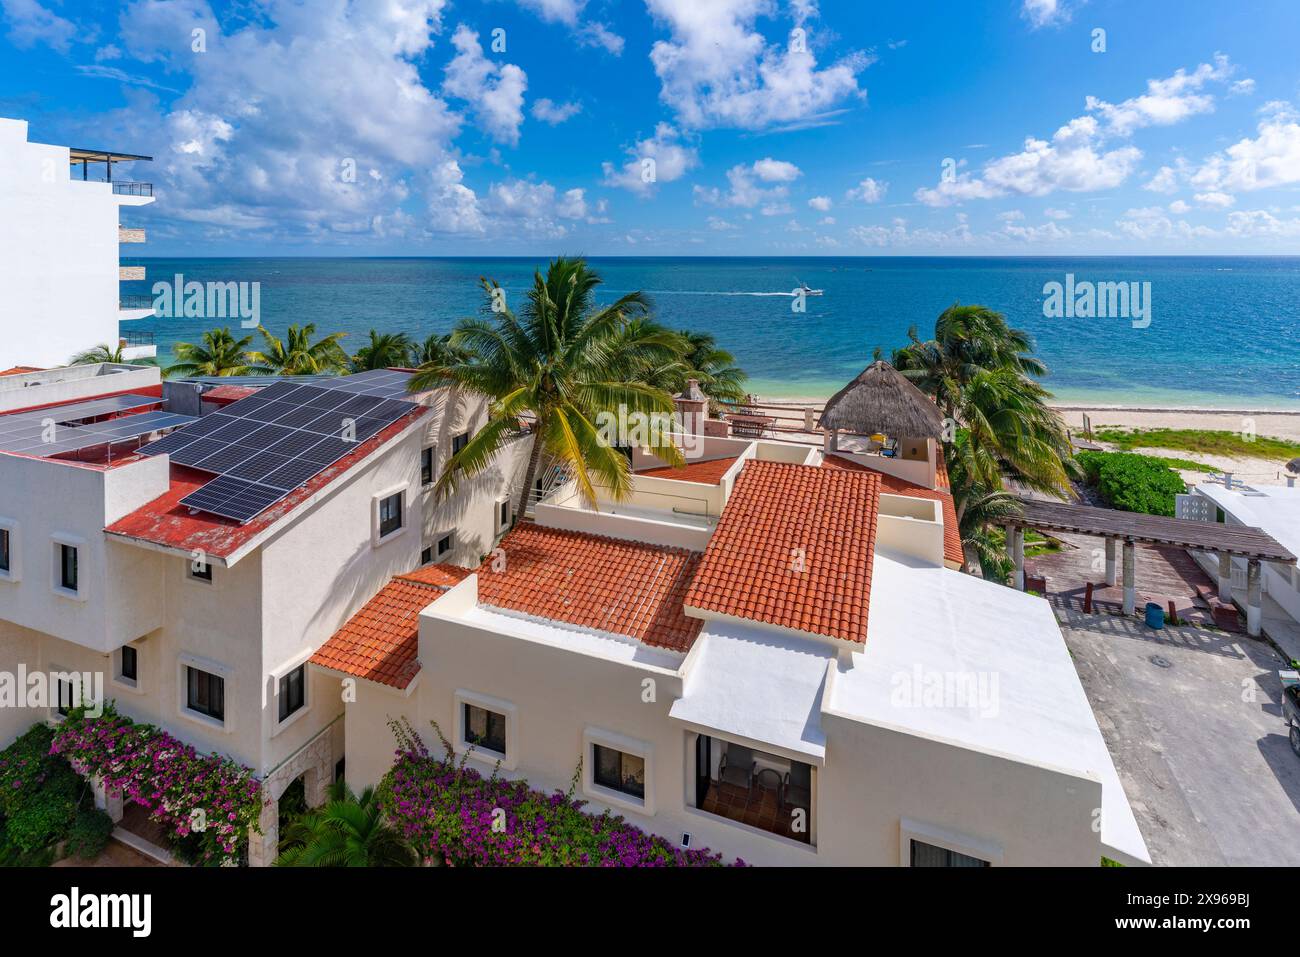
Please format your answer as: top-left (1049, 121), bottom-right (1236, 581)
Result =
top-left (65, 807), bottom-right (115, 860)
top-left (1024, 529), bottom-right (1062, 558)
top-left (1076, 450), bottom-right (1188, 517)
top-left (0, 723), bottom-right (94, 865)
top-left (1101, 856), bottom-right (1125, 867)
top-left (247, 323), bottom-right (349, 374)
top-left (276, 780), bottom-right (416, 867)
top-left (1095, 427), bottom-right (1300, 461)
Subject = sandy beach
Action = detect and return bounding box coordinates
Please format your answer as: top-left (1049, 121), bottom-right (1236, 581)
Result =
top-left (756, 395), bottom-right (1300, 487)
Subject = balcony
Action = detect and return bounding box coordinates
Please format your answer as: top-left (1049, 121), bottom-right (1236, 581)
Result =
top-left (110, 182), bottom-right (153, 197)
top-left (119, 226), bottom-right (146, 243)
top-left (119, 294), bottom-right (155, 321)
top-left (118, 330), bottom-right (156, 361)
top-left (119, 265), bottom-right (146, 281)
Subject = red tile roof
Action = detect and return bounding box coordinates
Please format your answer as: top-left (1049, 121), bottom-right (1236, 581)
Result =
top-left (202, 384), bottom-right (259, 404)
top-left (685, 460), bottom-right (880, 644)
top-left (478, 523), bottom-right (703, 652)
top-left (105, 404), bottom-right (429, 560)
top-left (636, 455), bottom-right (738, 484)
top-left (0, 366), bottom-right (43, 377)
top-left (309, 564), bottom-right (470, 689)
top-left (820, 453), bottom-right (963, 566)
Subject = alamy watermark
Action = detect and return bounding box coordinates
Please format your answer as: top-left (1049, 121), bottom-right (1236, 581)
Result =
top-left (889, 665), bottom-right (1000, 719)
top-left (0, 665), bottom-right (103, 716)
top-left (594, 406), bottom-right (706, 459)
top-left (151, 273), bottom-right (261, 328)
top-left (1042, 273), bottom-right (1151, 329)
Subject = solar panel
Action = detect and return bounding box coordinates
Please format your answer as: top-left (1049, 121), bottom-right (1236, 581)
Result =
top-left (0, 394), bottom-right (160, 427)
top-left (141, 380), bottom-right (417, 524)
top-left (315, 369), bottom-right (418, 401)
top-left (0, 408), bottom-right (196, 455)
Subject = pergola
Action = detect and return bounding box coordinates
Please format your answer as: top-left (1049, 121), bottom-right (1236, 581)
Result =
top-left (68, 146), bottom-right (152, 183)
top-left (1005, 498), bottom-right (1297, 636)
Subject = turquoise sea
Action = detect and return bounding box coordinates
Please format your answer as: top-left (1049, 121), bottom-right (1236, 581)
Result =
top-left (122, 256), bottom-right (1300, 409)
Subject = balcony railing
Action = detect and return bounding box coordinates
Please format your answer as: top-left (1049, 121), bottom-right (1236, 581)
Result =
top-left (111, 182), bottom-right (153, 197)
top-left (119, 331), bottom-right (155, 347)
top-left (119, 295), bottom-right (156, 311)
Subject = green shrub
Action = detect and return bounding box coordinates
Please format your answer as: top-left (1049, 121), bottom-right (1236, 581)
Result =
top-left (1074, 451), bottom-right (1186, 516)
top-left (0, 723), bottom-right (89, 856)
top-left (66, 808), bottom-right (115, 860)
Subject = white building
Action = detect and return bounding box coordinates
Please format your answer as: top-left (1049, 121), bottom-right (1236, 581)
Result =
top-left (0, 364), bottom-right (530, 863)
top-left (0, 116), bottom-right (156, 371)
top-left (317, 427), bottom-right (1150, 867)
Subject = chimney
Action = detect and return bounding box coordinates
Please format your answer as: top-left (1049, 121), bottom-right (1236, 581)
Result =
top-left (674, 378), bottom-right (708, 437)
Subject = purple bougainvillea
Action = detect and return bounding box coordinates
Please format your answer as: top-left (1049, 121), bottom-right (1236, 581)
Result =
top-left (50, 706), bottom-right (261, 866)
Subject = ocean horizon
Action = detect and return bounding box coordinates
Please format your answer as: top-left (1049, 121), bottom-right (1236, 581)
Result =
top-left (123, 255), bottom-right (1300, 410)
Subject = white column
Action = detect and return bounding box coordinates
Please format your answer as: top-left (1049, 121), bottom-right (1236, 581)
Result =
top-left (1218, 551), bottom-right (1233, 601)
top-left (1104, 537), bottom-right (1117, 586)
top-left (1246, 559), bottom-right (1262, 637)
top-left (1122, 540), bottom-right (1136, 615)
top-left (1012, 527), bottom-right (1025, 590)
top-left (91, 775), bottom-right (123, 824)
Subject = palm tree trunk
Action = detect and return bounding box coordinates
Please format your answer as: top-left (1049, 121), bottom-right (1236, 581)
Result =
top-left (513, 421), bottom-right (545, 529)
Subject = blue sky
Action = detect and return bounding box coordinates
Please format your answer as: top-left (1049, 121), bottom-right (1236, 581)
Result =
top-left (3, 0), bottom-right (1299, 255)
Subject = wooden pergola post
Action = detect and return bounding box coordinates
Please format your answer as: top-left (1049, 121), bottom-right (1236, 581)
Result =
top-left (1217, 550), bottom-right (1233, 602)
top-left (1012, 527), bottom-right (1025, 590)
top-left (1104, 537), bottom-right (1118, 587)
top-left (1246, 559), bottom-right (1262, 637)
top-left (1121, 539), bottom-right (1137, 615)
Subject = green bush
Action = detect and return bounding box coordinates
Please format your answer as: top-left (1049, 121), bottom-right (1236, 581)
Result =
top-left (66, 808), bottom-right (115, 860)
top-left (1074, 451), bottom-right (1187, 516)
top-left (0, 723), bottom-right (89, 856)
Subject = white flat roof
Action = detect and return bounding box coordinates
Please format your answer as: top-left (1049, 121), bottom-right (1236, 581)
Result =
top-left (1196, 482), bottom-right (1300, 562)
top-left (669, 620), bottom-right (833, 762)
top-left (828, 551), bottom-right (1150, 864)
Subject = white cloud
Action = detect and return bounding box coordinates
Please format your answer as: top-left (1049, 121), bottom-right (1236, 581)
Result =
top-left (1225, 209), bottom-right (1300, 237)
top-left (850, 216), bottom-right (973, 248)
top-left (1002, 220), bottom-right (1072, 242)
top-left (1229, 78), bottom-right (1256, 96)
top-left (1186, 112), bottom-right (1300, 193)
top-left (1021, 0), bottom-right (1072, 29)
top-left (1169, 199), bottom-right (1190, 214)
top-left (443, 24), bottom-right (528, 146)
top-left (1193, 190), bottom-right (1235, 208)
top-left (531, 98), bottom-right (582, 124)
top-left (808, 195), bottom-right (832, 211)
top-left (915, 58), bottom-right (1235, 207)
top-left (707, 216), bottom-right (739, 230)
top-left (694, 158), bottom-right (802, 208)
top-left (1, 0), bottom-right (77, 51)
top-left (578, 22), bottom-right (624, 55)
top-left (997, 209), bottom-right (1025, 221)
top-left (512, 0), bottom-right (624, 54)
top-left (1143, 164), bottom-right (1182, 194)
top-left (94, 43), bottom-right (121, 61)
top-left (601, 123), bottom-right (699, 195)
top-left (1114, 206), bottom-right (1215, 241)
top-left (1043, 207), bottom-right (1071, 220)
top-left (645, 0), bottom-right (871, 130)
top-left (846, 177), bottom-right (887, 203)
top-left (819, 215), bottom-right (835, 225)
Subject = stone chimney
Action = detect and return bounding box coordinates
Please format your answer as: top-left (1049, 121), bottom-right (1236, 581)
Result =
top-left (674, 378), bottom-right (708, 437)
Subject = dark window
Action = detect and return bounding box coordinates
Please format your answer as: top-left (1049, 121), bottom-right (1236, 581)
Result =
top-left (278, 664), bottom-right (305, 721)
top-left (335, 757), bottom-right (346, 783)
top-left (452, 432), bottom-right (470, 456)
top-left (379, 492), bottom-right (403, 537)
top-left (498, 500), bottom-right (510, 529)
top-left (436, 533), bottom-right (453, 558)
top-left (190, 559), bottom-right (212, 581)
top-left (59, 543), bottom-right (78, 591)
top-left (463, 703), bottom-right (506, 754)
top-left (420, 545), bottom-right (433, 565)
top-left (420, 447), bottom-right (434, 485)
top-left (120, 646), bottom-right (138, 682)
top-left (56, 676), bottom-right (75, 717)
top-left (593, 743), bottom-right (645, 799)
top-left (0, 528), bottom-right (9, 572)
top-left (910, 839), bottom-right (990, 867)
top-left (186, 666), bottom-right (225, 721)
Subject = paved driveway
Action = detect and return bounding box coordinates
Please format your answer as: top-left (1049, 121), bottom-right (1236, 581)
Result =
top-left (1058, 605), bottom-right (1300, 866)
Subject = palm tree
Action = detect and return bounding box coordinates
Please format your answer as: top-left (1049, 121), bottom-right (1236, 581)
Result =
top-left (274, 781), bottom-right (416, 867)
top-left (164, 327), bottom-right (256, 377)
top-left (351, 330), bottom-right (414, 372)
top-left (948, 430), bottom-right (1022, 579)
top-left (676, 329), bottom-right (748, 409)
top-left (247, 324), bottom-right (349, 375)
top-left (68, 342), bottom-right (161, 370)
top-left (408, 257), bottom-right (685, 525)
top-left (409, 331), bottom-right (475, 369)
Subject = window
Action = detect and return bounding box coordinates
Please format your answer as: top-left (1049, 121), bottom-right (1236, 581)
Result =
top-left (420, 447), bottom-right (434, 485)
top-left (189, 558), bottom-right (212, 582)
top-left (452, 431), bottom-right (470, 456)
top-left (186, 666), bottom-right (225, 722)
top-left (420, 545), bottom-right (433, 565)
top-left (593, 744), bottom-right (645, 799)
top-left (497, 499), bottom-right (510, 532)
top-left (59, 543), bottom-right (78, 591)
top-left (463, 703), bottom-right (506, 755)
top-left (909, 839), bottom-right (990, 868)
top-left (436, 533), bottom-right (454, 559)
top-left (120, 646), bottom-right (138, 682)
top-left (278, 664), bottom-right (306, 722)
top-left (0, 528), bottom-right (9, 573)
top-left (56, 675), bottom-right (75, 717)
top-left (379, 492), bottom-right (403, 538)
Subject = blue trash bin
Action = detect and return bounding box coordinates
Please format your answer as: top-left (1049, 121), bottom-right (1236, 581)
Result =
top-left (1144, 601), bottom-right (1164, 629)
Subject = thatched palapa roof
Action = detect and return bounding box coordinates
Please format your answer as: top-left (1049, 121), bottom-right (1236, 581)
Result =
top-left (817, 360), bottom-right (945, 438)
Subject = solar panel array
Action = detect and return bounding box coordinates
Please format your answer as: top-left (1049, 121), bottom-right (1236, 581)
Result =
top-left (139, 380), bottom-right (416, 524)
top-left (314, 368), bottom-right (418, 400)
top-left (0, 396), bottom-right (193, 456)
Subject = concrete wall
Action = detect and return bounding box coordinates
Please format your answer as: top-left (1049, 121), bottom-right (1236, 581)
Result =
top-left (0, 118), bottom-right (148, 370)
top-left (0, 365), bottom-right (159, 413)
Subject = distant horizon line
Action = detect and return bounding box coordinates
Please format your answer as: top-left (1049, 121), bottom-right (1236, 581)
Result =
top-left (126, 253), bottom-right (1300, 260)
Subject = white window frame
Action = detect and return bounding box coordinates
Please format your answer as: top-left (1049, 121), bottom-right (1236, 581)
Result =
top-left (270, 651), bottom-right (313, 735)
top-left (371, 483), bottom-right (410, 547)
top-left (452, 689), bottom-right (517, 770)
top-left (435, 530), bottom-right (455, 560)
top-left (582, 728), bottom-right (654, 816)
top-left (47, 662), bottom-right (84, 723)
top-left (451, 431), bottom-right (471, 457)
top-left (420, 446), bottom-right (435, 487)
top-left (50, 533), bottom-right (85, 601)
top-left (495, 497), bottom-right (511, 536)
top-left (111, 641), bottom-right (145, 695)
top-left (177, 653), bottom-right (234, 734)
top-left (0, 517), bottom-right (19, 583)
top-left (899, 818), bottom-right (1002, 867)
